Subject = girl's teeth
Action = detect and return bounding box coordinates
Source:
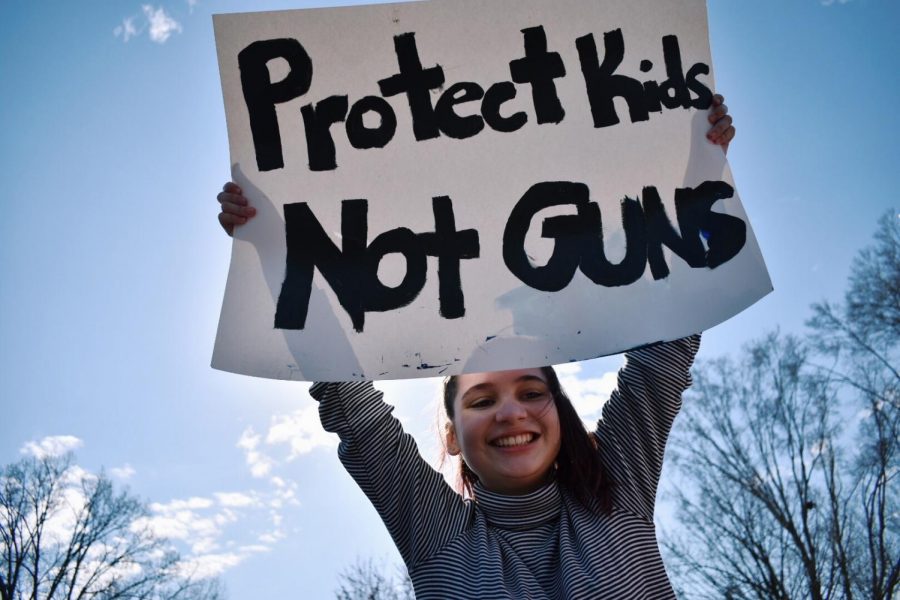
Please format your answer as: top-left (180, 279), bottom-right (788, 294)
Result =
top-left (494, 433), bottom-right (534, 447)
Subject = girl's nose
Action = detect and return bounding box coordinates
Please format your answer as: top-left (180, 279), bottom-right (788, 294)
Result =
top-left (495, 397), bottom-right (528, 422)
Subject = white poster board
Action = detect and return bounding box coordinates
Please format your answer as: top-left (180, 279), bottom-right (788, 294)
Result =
top-left (212, 0), bottom-right (771, 381)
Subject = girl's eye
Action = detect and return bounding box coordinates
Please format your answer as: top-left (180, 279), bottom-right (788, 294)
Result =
top-left (522, 390), bottom-right (548, 401)
top-left (470, 397), bottom-right (494, 409)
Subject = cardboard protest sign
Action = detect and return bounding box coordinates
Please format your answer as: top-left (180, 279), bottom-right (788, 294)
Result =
top-left (212, 0), bottom-right (772, 381)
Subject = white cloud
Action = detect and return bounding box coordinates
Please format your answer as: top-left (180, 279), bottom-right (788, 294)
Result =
top-left (273, 480), bottom-right (300, 507)
top-left (142, 5), bottom-right (182, 43)
top-left (177, 552), bottom-right (245, 579)
top-left (133, 510), bottom-right (220, 542)
top-left (237, 428), bottom-right (261, 451)
top-left (138, 482), bottom-right (298, 578)
top-left (109, 464), bottom-right (136, 480)
top-left (10, 440), bottom-right (291, 581)
top-left (187, 0), bottom-right (200, 13)
top-left (556, 367), bottom-right (619, 422)
top-left (43, 485), bottom-right (90, 545)
top-left (150, 497), bottom-right (214, 512)
top-left (20, 435), bottom-right (83, 458)
top-left (554, 362), bottom-right (583, 376)
top-left (191, 538), bottom-right (219, 555)
top-left (113, 17), bottom-right (139, 42)
top-left (115, 6), bottom-right (182, 44)
top-left (237, 427), bottom-right (275, 478)
top-left (139, 497), bottom-right (227, 554)
top-left (132, 514), bottom-right (194, 541)
top-left (76, 557), bottom-right (142, 591)
top-left (821, 0), bottom-right (853, 5)
top-left (237, 408), bottom-right (336, 478)
top-left (258, 530), bottom-right (285, 545)
top-left (265, 405), bottom-right (338, 459)
top-left (214, 508), bottom-right (239, 526)
top-left (215, 492), bottom-right (259, 508)
top-left (61, 464), bottom-right (96, 486)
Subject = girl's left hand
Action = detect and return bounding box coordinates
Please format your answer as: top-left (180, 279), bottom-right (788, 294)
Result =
top-left (707, 94), bottom-right (735, 154)
top-left (217, 181), bottom-right (255, 237)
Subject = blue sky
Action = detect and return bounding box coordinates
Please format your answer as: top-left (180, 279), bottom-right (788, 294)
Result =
top-left (1, 0), bottom-right (898, 597)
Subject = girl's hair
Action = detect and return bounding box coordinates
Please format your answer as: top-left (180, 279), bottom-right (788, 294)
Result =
top-left (442, 367), bottom-right (612, 513)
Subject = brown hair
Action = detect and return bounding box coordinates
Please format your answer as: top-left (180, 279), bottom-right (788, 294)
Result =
top-left (442, 367), bottom-right (612, 513)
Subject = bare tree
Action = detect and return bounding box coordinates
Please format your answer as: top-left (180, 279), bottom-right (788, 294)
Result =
top-left (663, 211), bottom-right (899, 600)
top-left (0, 453), bottom-right (224, 600)
top-left (334, 557), bottom-right (413, 600)
top-left (806, 211), bottom-right (900, 600)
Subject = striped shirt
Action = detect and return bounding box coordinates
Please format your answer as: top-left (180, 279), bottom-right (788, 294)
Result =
top-left (309, 335), bottom-right (699, 599)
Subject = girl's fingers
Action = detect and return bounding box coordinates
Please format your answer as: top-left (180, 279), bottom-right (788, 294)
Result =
top-left (719, 125), bottom-right (736, 145)
top-left (217, 190), bottom-right (247, 206)
top-left (707, 115), bottom-right (733, 142)
top-left (706, 94), bottom-right (733, 150)
top-left (217, 188), bottom-right (256, 218)
top-left (219, 199), bottom-right (256, 217)
top-left (218, 212), bottom-right (245, 236)
top-left (709, 125), bottom-right (735, 152)
top-left (708, 103), bottom-right (728, 123)
top-left (217, 182), bottom-right (254, 236)
top-left (219, 211), bottom-right (248, 225)
top-left (222, 181), bottom-right (243, 195)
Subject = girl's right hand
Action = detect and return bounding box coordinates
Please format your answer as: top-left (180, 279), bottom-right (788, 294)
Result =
top-left (217, 181), bottom-right (256, 237)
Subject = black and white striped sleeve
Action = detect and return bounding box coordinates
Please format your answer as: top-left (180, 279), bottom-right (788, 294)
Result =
top-left (595, 335), bottom-right (700, 521)
top-left (308, 382), bottom-right (471, 568)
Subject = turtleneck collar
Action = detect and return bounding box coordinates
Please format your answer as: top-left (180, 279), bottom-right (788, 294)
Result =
top-left (473, 481), bottom-right (563, 530)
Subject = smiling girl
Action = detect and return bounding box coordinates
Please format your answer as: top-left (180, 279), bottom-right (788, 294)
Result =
top-left (217, 96), bottom-right (735, 598)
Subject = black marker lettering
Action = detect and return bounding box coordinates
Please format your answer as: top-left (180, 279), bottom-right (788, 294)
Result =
top-left (503, 182), bottom-right (588, 292)
top-left (509, 26), bottom-right (567, 124)
top-left (239, 31), bottom-right (715, 170)
top-left (674, 181), bottom-right (744, 268)
top-left (237, 38), bottom-right (313, 171)
top-left (346, 95), bottom-right (398, 150)
top-left (363, 227), bottom-right (427, 316)
top-left (643, 186), bottom-right (705, 279)
top-left (644, 181), bottom-right (743, 279)
top-left (276, 195), bottom-right (479, 332)
top-left (275, 200), bottom-right (366, 331)
top-left (418, 196), bottom-right (480, 318)
top-left (576, 29), bottom-right (649, 128)
top-left (504, 181), bottom-right (746, 289)
top-left (435, 82), bottom-right (485, 139)
top-left (686, 62), bottom-right (713, 108)
top-left (482, 81), bottom-right (527, 133)
top-left (577, 198), bottom-right (648, 287)
top-left (378, 33), bottom-right (446, 141)
top-left (658, 35), bottom-right (691, 110)
top-left (301, 95), bottom-right (349, 171)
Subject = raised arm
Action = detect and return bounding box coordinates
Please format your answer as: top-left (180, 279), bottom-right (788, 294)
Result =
top-left (594, 336), bottom-right (700, 521)
top-left (592, 94), bottom-right (733, 519)
top-left (308, 381), bottom-right (471, 569)
top-left (215, 189), bottom-right (471, 566)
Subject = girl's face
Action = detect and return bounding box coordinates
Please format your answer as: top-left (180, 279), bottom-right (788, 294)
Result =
top-left (446, 368), bottom-right (561, 495)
